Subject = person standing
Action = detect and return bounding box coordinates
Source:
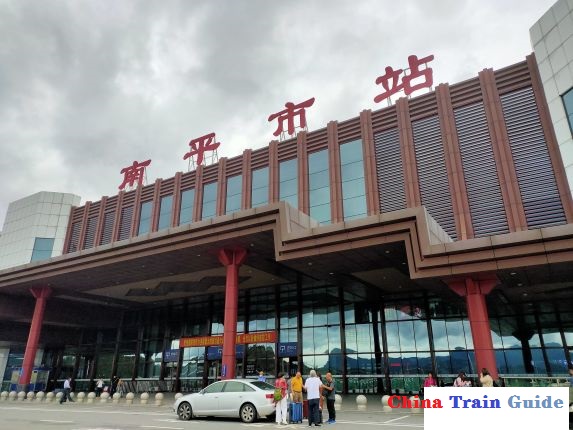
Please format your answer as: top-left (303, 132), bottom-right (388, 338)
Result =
top-left (304, 369), bottom-right (322, 427)
top-left (291, 371), bottom-right (304, 403)
top-left (60, 377), bottom-right (74, 404)
top-left (110, 375), bottom-right (120, 396)
top-left (479, 368), bottom-right (494, 387)
top-left (423, 371), bottom-right (437, 388)
top-left (322, 372), bottom-right (336, 424)
top-left (95, 378), bottom-right (104, 397)
top-left (274, 372), bottom-right (288, 425)
top-left (258, 371), bottom-right (266, 382)
top-left (453, 372), bottom-right (466, 387)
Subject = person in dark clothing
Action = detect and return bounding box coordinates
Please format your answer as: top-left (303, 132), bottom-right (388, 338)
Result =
top-left (110, 375), bottom-right (120, 396)
top-left (322, 372), bottom-right (336, 424)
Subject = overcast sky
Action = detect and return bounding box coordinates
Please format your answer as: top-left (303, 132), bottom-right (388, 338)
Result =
top-left (0, 0), bottom-right (556, 226)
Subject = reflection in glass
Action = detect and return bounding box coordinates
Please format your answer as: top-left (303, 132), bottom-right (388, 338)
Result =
top-left (179, 188), bottom-right (195, 225)
top-left (280, 159), bottom-right (298, 208)
top-left (201, 182), bottom-right (217, 219)
top-left (252, 167), bottom-right (269, 207)
top-left (225, 175), bottom-right (242, 214)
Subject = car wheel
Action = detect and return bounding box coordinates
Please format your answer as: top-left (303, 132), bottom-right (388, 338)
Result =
top-left (240, 402), bottom-right (257, 423)
top-left (177, 402), bottom-right (193, 421)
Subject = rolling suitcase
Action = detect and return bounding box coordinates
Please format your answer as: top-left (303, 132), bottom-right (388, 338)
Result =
top-left (289, 402), bottom-right (303, 424)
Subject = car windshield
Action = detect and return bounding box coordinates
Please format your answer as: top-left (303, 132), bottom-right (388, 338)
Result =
top-left (249, 381), bottom-right (275, 390)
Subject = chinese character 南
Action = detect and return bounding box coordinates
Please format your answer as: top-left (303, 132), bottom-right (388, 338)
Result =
top-left (118, 159), bottom-right (151, 190)
top-left (374, 54), bottom-right (435, 103)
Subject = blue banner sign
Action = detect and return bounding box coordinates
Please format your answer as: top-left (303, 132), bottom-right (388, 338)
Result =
top-left (207, 345), bottom-right (245, 360)
top-left (163, 349), bottom-right (180, 363)
top-left (278, 342), bottom-right (298, 357)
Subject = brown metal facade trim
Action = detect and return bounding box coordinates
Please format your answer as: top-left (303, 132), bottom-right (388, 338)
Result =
top-left (479, 68), bottom-right (527, 232)
top-left (327, 121), bottom-right (343, 223)
top-left (171, 172), bottom-right (182, 227)
top-left (269, 140), bottom-right (279, 203)
top-left (396, 97), bottom-right (421, 207)
top-left (111, 191), bottom-right (125, 242)
top-left (436, 84), bottom-right (474, 240)
top-left (62, 207), bottom-right (76, 253)
top-left (77, 201), bottom-right (91, 251)
top-left (192, 165), bottom-right (204, 222)
top-left (360, 109), bottom-right (380, 216)
top-left (242, 149), bottom-right (252, 210)
top-left (297, 131), bottom-right (309, 214)
top-left (216, 157), bottom-right (227, 216)
top-left (130, 186), bottom-right (143, 237)
top-left (527, 54), bottom-right (573, 222)
top-left (150, 179), bottom-right (162, 233)
top-left (93, 196), bottom-right (107, 248)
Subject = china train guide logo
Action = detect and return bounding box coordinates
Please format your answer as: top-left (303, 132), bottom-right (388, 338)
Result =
top-left (422, 387), bottom-right (568, 430)
top-left (183, 132), bottom-right (220, 170)
top-left (118, 159), bottom-right (151, 191)
top-left (374, 54), bottom-right (435, 105)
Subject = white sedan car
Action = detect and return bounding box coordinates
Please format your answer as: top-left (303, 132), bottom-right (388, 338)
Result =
top-left (174, 379), bottom-right (276, 423)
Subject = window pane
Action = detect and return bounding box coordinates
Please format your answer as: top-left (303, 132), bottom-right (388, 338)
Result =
top-left (308, 150), bottom-right (328, 174)
top-left (202, 182), bottom-right (217, 219)
top-left (340, 139), bottom-right (366, 221)
top-left (138, 201), bottom-right (153, 235)
top-left (179, 189), bottom-right (195, 225)
top-left (341, 161), bottom-right (365, 182)
top-left (158, 195), bottom-right (173, 230)
top-left (31, 238), bottom-right (55, 262)
top-left (252, 167), bottom-right (269, 207)
top-left (340, 139), bottom-right (363, 164)
top-left (226, 175), bottom-right (242, 214)
top-left (280, 158), bottom-right (297, 181)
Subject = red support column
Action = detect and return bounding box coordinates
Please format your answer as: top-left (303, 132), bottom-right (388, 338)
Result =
top-left (218, 248), bottom-right (247, 380)
top-left (19, 287), bottom-right (52, 388)
top-left (448, 278), bottom-right (498, 380)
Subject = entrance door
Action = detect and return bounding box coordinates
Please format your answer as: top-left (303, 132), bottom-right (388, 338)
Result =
top-left (208, 360), bottom-right (220, 384)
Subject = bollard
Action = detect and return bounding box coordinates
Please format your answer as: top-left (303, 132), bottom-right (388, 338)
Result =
top-left (174, 393), bottom-right (183, 401)
top-left (77, 392), bottom-right (85, 403)
top-left (100, 392), bottom-right (110, 403)
top-left (112, 393), bottom-right (121, 404)
top-left (382, 395), bottom-right (393, 412)
top-left (334, 394), bottom-right (342, 411)
top-left (140, 392), bottom-right (149, 405)
top-left (154, 393), bottom-right (164, 406)
top-left (126, 392), bottom-right (134, 405)
top-left (86, 392), bottom-right (96, 404)
top-left (45, 392), bottom-right (54, 403)
top-left (356, 394), bottom-right (367, 411)
top-left (9, 391), bottom-right (17, 401)
top-left (26, 392), bottom-right (35, 401)
top-left (55, 392), bottom-right (63, 403)
top-left (70, 392), bottom-right (76, 402)
top-left (17, 391), bottom-right (26, 401)
top-left (1, 391), bottom-right (8, 401)
top-left (410, 396), bottom-right (423, 414)
top-left (36, 391), bottom-right (45, 402)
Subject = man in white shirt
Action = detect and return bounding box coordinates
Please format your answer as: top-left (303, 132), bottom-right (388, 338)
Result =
top-left (60, 377), bottom-right (74, 404)
top-left (303, 369), bottom-right (322, 426)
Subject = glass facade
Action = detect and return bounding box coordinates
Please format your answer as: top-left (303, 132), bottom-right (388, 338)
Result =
top-left (30, 238), bottom-right (55, 262)
top-left (308, 150), bottom-right (331, 224)
top-left (201, 182), bottom-right (217, 220)
top-left (279, 158), bottom-right (298, 208)
top-left (225, 175), bottom-right (242, 214)
top-left (179, 188), bottom-right (195, 225)
top-left (562, 87), bottom-right (573, 133)
top-left (340, 139), bottom-right (367, 220)
top-left (251, 167), bottom-right (269, 208)
top-left (157, 195), bottom-right (173, 230)
top-left (138, 201), bottom-right (153, 235)
top-left (8, 279), bottom-right (573, 394)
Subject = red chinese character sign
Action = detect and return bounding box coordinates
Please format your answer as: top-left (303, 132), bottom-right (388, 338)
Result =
top-left (183, 132), bottom-right (220, 170)
top-left (118, 159), bottom-right (151, 191)
top-left (374, 54), bottom-right (435, 104)
top-left (268, 97), bottom-right (315, 141)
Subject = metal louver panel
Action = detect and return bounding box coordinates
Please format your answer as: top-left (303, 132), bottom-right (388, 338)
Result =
top-left (500, 87), bottom-right (566, 228)
top-left (412, 115), bottom-right (457, 239)
top-left (454, 102), bottom-right (509, 237)
top-left (374, 128), bottom-right (407, 212)
top-left (118, 206), bottom-right (133, 241)
top-left (67, 222), bottom-right (81, 253)
top-left (100, 212), bottom-right (114, 245)
top-left (82, 216), bottom-right (98, 250)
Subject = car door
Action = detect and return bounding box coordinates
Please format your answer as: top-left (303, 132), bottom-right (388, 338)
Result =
top-left (192, 381), bottom-right (226, 415)
top-left (218, 381), bottom-right (253, 416)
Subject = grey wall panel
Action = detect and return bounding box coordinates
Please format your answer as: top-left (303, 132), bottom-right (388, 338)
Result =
top-left (454, 102), bottom-right (509, 237)
top-left (374, 128), bottom-right (407, 213)
top-left (500, 87), bottom-right (566, 228)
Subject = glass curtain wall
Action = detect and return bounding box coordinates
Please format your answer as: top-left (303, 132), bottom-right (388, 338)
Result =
top-left (251, 168), bottom-right (269, 208)
top-left (138, 201), bottom-right (153, 235)
top-left (179, 189), bottom-right (195, 225)
top-left (308, 150), bottom-right (331, 224)
top-left (279, 159), bottom-right (298, 208)
top-left (225, 175), bottom-right (242, 214)
top-left (157, 195), bottom-right (173, 230)
top-left (201, 182), bottom-right (217, 220)
top-left (340, 140), bottom-right (367, 220)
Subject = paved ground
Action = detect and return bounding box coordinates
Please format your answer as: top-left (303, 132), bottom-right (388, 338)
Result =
top-left (0, 395), bottom-right (424, 430)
